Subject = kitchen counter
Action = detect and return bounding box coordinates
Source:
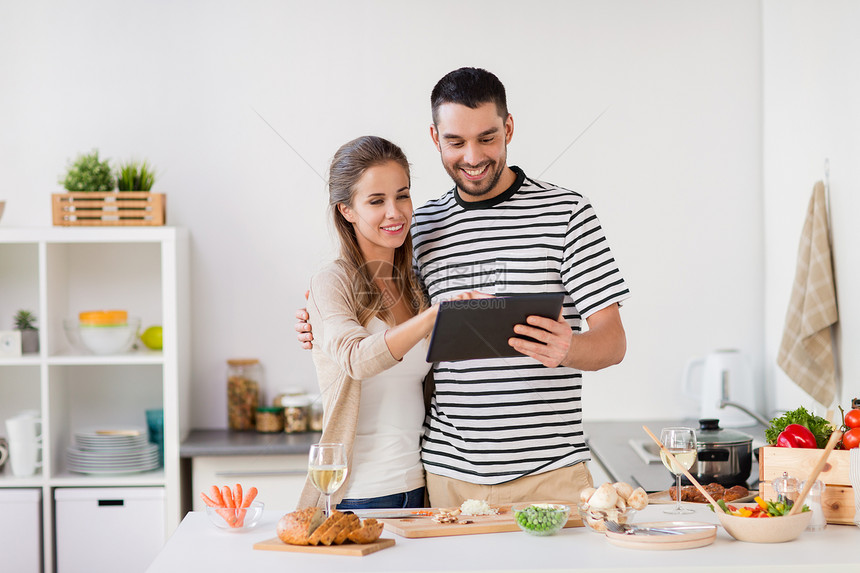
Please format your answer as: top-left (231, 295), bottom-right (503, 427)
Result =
top-left (585, 419), bottom-right (767, 492)
top-left (147, 504), bottom-right (859, 572)
top-left (180, 429), bottom-right (322, 457)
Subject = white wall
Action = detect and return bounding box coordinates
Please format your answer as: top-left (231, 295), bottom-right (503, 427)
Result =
top-left (0, 1), bottom-right (768, 427)
top-left (763, 0), bottom-right (860, 415)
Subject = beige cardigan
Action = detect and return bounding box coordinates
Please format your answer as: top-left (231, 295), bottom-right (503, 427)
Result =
top-left (297, 262), bottom-right (402, 509)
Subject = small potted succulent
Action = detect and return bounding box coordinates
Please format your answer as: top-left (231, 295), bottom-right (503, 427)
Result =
top-left (14, 310), bottom-right (39, 354)
top-left (117, 160), bottom-right (156, 191)
top-left (60, 149), bottom-right (115, 192)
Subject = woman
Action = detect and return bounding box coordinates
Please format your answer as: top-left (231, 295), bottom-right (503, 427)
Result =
top-left (298, 136), bottom-right (438, 510)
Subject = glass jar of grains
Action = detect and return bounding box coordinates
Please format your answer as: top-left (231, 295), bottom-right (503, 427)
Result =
top-left (255, 407), bottom-right (284, 433)
top-left (227, 358), bottom-right (261, 430)
top-left (280, 394), bottom-right (311, 433)
top-left (308, 396), bottom-right (324, 432)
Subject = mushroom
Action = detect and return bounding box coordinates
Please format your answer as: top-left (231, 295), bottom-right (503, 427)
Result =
top-left (579, 487), bottom-right (596, 504)
top-left (612, 481), bottom-right (634, 501)
top-left (586, 515), bottom-right (607, 532)
top-left (627, 487), bottom-right (649, 511)
top-left (588, 483), bottom-right (619, 509)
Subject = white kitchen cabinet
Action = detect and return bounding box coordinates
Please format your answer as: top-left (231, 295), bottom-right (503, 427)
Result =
top-left (191, 454), bottom-right (308, 512)
top-left (0, 227), bottom-right (190, 573)
top-left (55, 487), bottom-right (165, 573)
top-left (0, 488), bottom-right (42, 573)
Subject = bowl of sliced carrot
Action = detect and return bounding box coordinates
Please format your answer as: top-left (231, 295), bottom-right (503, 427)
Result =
top-left (201, 484), bottom-right (263, 531)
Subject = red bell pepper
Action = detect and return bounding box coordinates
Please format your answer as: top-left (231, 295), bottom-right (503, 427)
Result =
top-left (776, 423), bottom-right (817, 448)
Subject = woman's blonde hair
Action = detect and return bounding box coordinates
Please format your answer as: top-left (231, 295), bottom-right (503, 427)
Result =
top-left (328, 136), bottom-right (426, 326)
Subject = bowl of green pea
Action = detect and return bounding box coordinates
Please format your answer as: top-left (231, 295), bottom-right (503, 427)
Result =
top-left (512, 503), bottom-right (570, 536)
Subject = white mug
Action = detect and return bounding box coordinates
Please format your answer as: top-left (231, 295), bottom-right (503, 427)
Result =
top-left (5, 415), bottom-right (42, 443)
top-left (5, 415), bottom-right (43, 477)
top-left (8, 438), bottom-right (42, 477)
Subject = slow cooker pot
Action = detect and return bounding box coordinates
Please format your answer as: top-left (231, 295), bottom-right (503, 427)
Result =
top-left (680, 418), bottom-right (753, 487)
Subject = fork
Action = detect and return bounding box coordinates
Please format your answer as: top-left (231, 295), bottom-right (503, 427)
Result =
top-left (604, 521), bottom-right (699, 535)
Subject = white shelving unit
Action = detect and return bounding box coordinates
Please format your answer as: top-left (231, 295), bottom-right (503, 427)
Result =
top-left (0, 227), bottom-right (190, 572)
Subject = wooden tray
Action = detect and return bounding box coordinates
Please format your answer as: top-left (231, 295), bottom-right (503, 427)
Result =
top-left (52, 192), bottom-right (166, 226)
top-left (379, 505), bottom-right (582, 538)
top-left (604, 521), bottom-right (716, 551)
top-left (253, 537), bottom-right (394, 556)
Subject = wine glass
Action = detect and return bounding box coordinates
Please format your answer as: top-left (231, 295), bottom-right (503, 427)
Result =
top-left (660, 427), bottom-right (697, 515)
top-left (308, 443), bottom-right (348, 517)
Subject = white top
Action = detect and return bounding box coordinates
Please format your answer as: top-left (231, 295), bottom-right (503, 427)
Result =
top-left (342, 318), bottom-right (430, 499)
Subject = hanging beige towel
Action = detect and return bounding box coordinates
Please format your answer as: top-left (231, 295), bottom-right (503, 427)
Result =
top-left (777, 181), bottom-right (839, 406)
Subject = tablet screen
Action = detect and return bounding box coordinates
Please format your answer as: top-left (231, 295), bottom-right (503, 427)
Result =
top-left (425, 293), bottom-right (565, 362)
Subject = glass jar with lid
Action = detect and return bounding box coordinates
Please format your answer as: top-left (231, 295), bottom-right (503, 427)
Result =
top-left (308, 395), bottom-right (324, 432)
top-left (281, 394), bottom-right (311, 433)
top-left (256, 407), bottom-right (284, 433)
top-left (227, 358), bottom-right (261, 431)
top-left (273, 387), bottom-right (305, 407)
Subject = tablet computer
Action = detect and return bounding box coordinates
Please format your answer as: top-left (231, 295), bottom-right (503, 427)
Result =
top-left (425, 293), bottom-right (565, 362)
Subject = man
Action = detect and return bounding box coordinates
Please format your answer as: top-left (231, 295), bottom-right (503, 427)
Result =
top-left (297, 67), bottom-right (630, 506)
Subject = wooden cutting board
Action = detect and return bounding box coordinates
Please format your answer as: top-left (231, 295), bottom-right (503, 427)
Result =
top-left (253, 537), bottom-right (395, 556)
top-left (379, 505), bottom-right (583, 538)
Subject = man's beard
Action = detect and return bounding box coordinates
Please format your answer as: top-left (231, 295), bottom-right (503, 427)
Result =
top-left (445, 148), bottom-right (507, 198)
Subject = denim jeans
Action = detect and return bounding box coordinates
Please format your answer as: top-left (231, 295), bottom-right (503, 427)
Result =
top-left (336, 487), bottom-right (426, 510)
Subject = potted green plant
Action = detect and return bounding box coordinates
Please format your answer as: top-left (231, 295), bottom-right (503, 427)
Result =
top-left (60, 149), bottom-right (115, 191)
top-left (14, 310), bottom-right (39, 354)
top-left (117, 160), bottom-right (156, 191)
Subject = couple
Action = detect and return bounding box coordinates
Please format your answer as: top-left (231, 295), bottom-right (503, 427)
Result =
top-left (298, 67), bottom-right (630, 512)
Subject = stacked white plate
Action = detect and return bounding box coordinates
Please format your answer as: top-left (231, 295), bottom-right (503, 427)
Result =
top-left (66, 429), bottom-right (160, 474)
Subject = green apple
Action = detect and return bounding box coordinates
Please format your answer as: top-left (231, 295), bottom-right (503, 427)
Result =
top-left (141, 326), bottom-right (163, 350)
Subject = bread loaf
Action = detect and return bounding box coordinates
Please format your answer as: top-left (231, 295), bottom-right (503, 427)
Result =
top-left (276, 509), bottom-right (383, 546)
top-left (276, 507), bottom-right (325, 546)
top-left (333, 513), bottom-right (361, 544)
top-left (320, 512), bottom-right (351, 546)
top-left (346, 518), bottom-right (384, 544)
top-left (308, 511), bottom-right (345, 546)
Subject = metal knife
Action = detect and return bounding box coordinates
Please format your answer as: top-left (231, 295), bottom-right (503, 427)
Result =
top-left (349, 509), bottom-right (435, 519)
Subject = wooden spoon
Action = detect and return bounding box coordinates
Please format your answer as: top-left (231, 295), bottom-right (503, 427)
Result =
top-left (642, 425), bottom-right (723, 510)
top-left (788, 429), bottom-right (843, 516)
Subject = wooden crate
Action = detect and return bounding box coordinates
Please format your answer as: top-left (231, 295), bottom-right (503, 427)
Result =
top-left (52, 192), bottom-right (165, 226)
top-left (758, 446), bottom-right (855, 524)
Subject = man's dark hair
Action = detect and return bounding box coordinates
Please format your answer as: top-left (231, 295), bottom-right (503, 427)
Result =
top-left (431, 67), bottom-right (508, 125)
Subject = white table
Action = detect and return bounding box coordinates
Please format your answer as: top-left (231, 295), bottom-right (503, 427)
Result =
top-left (147, 504), bottom-right (859, 573)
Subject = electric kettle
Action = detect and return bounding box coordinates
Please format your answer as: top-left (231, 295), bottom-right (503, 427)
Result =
top-left (683, 349), bottom-right (760, 427)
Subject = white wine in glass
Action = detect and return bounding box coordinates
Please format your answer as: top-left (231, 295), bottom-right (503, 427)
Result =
top-left (660, 427), bottom-right (697, 515)
top-left (308, 443), bottom-right (348, 516)
top-left (309, 465), bottom-right (347, 495)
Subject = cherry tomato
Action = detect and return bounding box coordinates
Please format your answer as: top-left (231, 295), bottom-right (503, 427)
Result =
top-left (842, 427), bottom-right (860, 450)
top-left (844, 409), bottom-right (860, 430)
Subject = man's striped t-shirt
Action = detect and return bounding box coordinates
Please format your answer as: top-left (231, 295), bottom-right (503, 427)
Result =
top-left (412, 166), bottom-right (631, 484)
